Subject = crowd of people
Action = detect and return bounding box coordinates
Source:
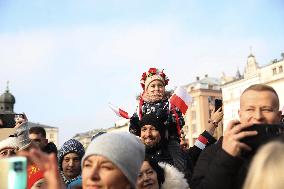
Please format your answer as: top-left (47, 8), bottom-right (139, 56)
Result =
top-left (0, 67), bottom-right (284, 189)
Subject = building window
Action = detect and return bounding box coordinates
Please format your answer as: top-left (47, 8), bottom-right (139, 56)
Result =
top-left (208, 96), bottom-right (214, 104)
top-left (191, 124), bottom-right (197, 134)
top-left (191, 97), bottom-right (195, 106)
top-left (279, 66), bottom-right (283, 73)
top-left (191, 111), bottom-right (196, 120)
top-left (273, 68), bottom-right (277, 75)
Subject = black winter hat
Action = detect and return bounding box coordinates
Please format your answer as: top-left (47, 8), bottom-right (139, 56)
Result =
top-left (139, 113), bottom-right (166, 137)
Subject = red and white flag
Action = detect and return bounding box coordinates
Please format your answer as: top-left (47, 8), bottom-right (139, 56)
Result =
top-left (109, 103), bottom-right (130, 119)
top-left (170, 86), bottom-right (192, 114)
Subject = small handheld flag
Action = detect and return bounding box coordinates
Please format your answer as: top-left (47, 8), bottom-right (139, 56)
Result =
top-left (109, 103), bottom-right (130, 119)
top-left (170, 86), bottom-right (192, 114)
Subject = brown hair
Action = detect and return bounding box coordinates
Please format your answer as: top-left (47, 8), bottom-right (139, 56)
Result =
top-left (29, 126), bottom-right (46, 138)
top-left (242, 84), bottom-right (279, 109)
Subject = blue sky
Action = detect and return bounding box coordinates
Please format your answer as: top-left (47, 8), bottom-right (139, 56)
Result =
top-left (1, 0), bottom-right (283, 145)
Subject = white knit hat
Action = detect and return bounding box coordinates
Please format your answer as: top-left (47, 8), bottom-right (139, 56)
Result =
top-left (82, 132), bottom-right (145, 187)
top-left (0, 137), bottom-right (18, 151)
top-left (140, 68), bottom-right (169, 90)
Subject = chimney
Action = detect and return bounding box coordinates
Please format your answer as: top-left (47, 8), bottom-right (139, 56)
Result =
top-left (196, 76), bottom-right (200, 81)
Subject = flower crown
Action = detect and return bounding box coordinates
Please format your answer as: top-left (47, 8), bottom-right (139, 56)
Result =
top-left (140, 68), bottom-right (169, 90)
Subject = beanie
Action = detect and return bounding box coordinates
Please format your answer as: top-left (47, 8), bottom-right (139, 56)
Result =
top-left (140, 68), bottom-right (169, 90)
top-left (82, 132), bottom-right (145, 188)
top-left (0, 137), bottom-right (18, 151)
top-left (139, 113), bottom-right (166, 137)
top-left (58, 139), bottom-right (85, 170)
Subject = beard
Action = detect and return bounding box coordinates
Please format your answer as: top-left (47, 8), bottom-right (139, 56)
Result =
top-left (144, 137), bottom-right (164, 153)
top-left (145, 141), bottom-right (160, 151)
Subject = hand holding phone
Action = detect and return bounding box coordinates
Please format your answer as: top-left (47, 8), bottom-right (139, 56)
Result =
top-left (214, 99), bottom-right (223, 111)
top-left (0, 113), bottom-right (26, 128)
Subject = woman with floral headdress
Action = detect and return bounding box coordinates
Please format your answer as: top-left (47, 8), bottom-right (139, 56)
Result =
top-left (129, 68), bottom-right (223, 182)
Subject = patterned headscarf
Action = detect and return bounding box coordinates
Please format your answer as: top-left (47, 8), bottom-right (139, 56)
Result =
top-left (58, 139), bottom-right (85, 170)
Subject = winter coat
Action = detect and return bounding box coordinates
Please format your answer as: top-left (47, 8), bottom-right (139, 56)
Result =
top-left (190, 138), bottom-right (251, 189)
top-left (43, 142), bottom-right (58, 154)
top-left (66, 175), bottom-right (82, 189)
top-left (129, 98), bottom-right (184, 138)
top-left (159, 162), bottom-right (189, 189)
top-left (146, 132), bottom-right (216, 185)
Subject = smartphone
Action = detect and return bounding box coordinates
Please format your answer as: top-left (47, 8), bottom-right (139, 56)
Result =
top-left (240, 124), bottom-right (284, 156)
top-left (0, 156), bottom-right (27, 189)
top-left (214, 99), bottom-right (222, 111)
top-left (0, 113), bottom-right (25, 128)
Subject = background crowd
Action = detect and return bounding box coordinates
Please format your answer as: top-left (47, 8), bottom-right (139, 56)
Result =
top-left (0, 68), bottom-right (284, 189)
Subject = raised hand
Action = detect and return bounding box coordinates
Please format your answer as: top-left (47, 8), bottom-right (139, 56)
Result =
top-left (222, 120), bottom-right (257, 157)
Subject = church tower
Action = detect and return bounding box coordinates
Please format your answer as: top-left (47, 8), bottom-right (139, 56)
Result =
top-left (244, 49), bottom-right (259, 78)
top-left (0, 81), bottom-right (16, 113)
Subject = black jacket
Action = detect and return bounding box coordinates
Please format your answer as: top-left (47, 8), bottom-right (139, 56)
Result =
top-left (147, 131), bottom-right (216, 184)
top-left (190, 138), bottom-right (252, 189)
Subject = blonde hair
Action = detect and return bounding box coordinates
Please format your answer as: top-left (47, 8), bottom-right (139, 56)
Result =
top-left (243, 141), bottom-right (284, 189)
top-left (242, 84), bottom-right (279, 109)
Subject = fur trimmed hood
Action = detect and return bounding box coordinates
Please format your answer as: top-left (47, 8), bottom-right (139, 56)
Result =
top-left (159, 162), bottom-right (189, 189)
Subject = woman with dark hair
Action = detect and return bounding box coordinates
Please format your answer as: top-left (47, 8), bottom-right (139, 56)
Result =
top-left (137, 157), bottom-right (188, 189)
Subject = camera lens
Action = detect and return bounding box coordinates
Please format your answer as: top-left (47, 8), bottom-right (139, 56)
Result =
top-left (14, 161), bottom-right (23, 172)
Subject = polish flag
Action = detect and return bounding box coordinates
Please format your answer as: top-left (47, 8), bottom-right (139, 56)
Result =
top-left (170, 86), bottom-right (192, 114)
top-left (109, 103), bottom-right (130, 119)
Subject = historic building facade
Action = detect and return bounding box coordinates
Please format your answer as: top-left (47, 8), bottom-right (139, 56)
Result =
top-left (183, 75), bottom-right (223, 147)
top-left (222, 53), bottom-right (284, 130)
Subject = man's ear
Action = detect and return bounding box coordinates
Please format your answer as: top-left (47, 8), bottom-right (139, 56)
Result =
top-left (44, 138), bottom-right (48, 145)
top-left (277, 110), bottom-right (282, 123)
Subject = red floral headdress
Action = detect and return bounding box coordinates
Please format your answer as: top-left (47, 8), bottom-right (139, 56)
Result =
top-left (140, 68), bottom-right (169, 90)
